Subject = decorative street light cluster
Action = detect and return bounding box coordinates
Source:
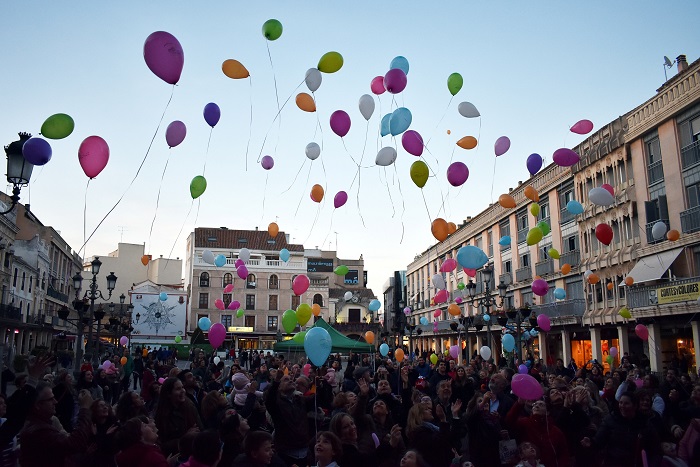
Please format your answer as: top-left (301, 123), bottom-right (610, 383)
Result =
top-left (464, 264), bottom-right (508, 350)
top-left (107, 293), bottom-right (135, 348)
top-left (2, 133), bottom-right (34, 215)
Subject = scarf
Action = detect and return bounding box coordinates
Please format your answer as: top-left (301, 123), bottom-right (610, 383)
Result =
top-left (421, 421), bottom-right (440, 432)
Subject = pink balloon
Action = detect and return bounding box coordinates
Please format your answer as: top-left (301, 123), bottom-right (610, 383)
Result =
top-left (570, 119), bottom-right (594, 135)
top-left (208, 322), bottom-right (226, 348)
top-left (330, 110), bottom-right (351, 137)
top-left (536, 314), bottom-right (551, 332)
top-left (78, 136), bottom-right (110, 179)
top-left (532, 279), bottom-right (549, 297)
top-left (120, 336), bottom-right (129, 346)
top-left (601, 183), bottom-right (614, 197)
top-left (215, 299), bottom-right (225, 310)
top-left (227, 300), bottom-right (240, 310)
top-left (334, 191), bottom-right (348, 209)
top-left (609, 346), bottom-right (618, 358)
top-left (441, 258), bottom-right (457, 273)
top-left (166, 121), bottom-right (186, 148)
top-left (293, 274), bottom-right (310, 295)
top-left (449, 345), bottom-right (460, 359)
top-left (261, 155), bottom-right (274, 170)
top-left (401, 130), bottom-right (424, 156)
top-left (511, 373), bottom-right (543, 400)
top-left (464, 268), bottom-right (476, 278)
top-left (553, 148), bottom-right (581, 167)
top-left (494, 136), bottom-right (511, 157)
top-left (236, 265), bottom-right (248, 280)
top-left (447, 162), bottom-right (469, 187)
top-left (433, 322), bottom-right (439, 332)
top-left (234, 259), bottom-right (245, 268)
top-left (433, 309), bottom-right (441, 318)
top-left (434, 289), bottom-right (449, 304)
top-left (223, 284), bottom-right (234, 293)
top-left (370, 76), bottom-right (386, 95)
top-left (455, 297), bottom-right (463, 304)
top-left (635, 324), bottom-right (649, 341)
top-left (384, 68), bottom-right (407, 94)
top-left (143, 31), bottom-right (184, 85)
top-left (158, 377), bottom-right (165, 384)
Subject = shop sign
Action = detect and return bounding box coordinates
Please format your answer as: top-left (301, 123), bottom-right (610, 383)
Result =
top-left (227, 326), bottom-right (254, 333)
top-left (654, 281), bottom-right (700, 305)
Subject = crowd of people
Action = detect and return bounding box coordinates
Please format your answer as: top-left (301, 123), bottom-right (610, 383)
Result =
top-left (0, 345), bottom-right (697, 467)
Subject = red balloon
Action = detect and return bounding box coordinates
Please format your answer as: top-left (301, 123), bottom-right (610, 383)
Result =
top-left (635, 324), bottom-right (649, 341)
top-left (595, 223), bottom-right (613, 246)
top-left (601, 183), bottom-right (614, 197)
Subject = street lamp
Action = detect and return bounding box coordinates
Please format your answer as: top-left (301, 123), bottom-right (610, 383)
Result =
top-left (1, 133), bottom-right (34, 215)
top-left (465, 264), bottom-right (508, 358)
top-left (109, 293), bottom-right (134, 349)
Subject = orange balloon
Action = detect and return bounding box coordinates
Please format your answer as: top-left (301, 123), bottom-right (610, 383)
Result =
top-left (667, 229), bottom-right (680, 241)
top-left (457, 136), bottom-right (478, 150)
top-left (624, 276), bottom-right (634, 286)
top-left (296, 93), bottom-right (316, 112)
top-left (561, 263), bottom-right (571, 275)
top-left (607, 282), bottom-right (614, 290)
top-left (268, 222), bottom-right (279, 237)
top-left (394, 348), bottom-right (405, 362)
top-left (431, 218), bottom-right (449, 242)
top-left (311, 184), bottom-right (324, 203)
top-left (364, 331), bottom-right (375, 344)
top-left (120, 357), bottom-right (127, 365)
top-left (448, 304), bottom-right (461, 316)
top-left (524, 185), bottom-right (540, 202)
top-left (498, 194), bottom-right (516, 209)
top-left (447, 129), bottom-right (451, 135)
top-left (312, 303), bottom-right (321, 316)
top-left (447, 222), bottom-right (457, 234)
top-left (222, 59), bottom-right (250, 79)
top-left (141, 255), bottom-right (150, 266)
top-left (588, 273), bottom-right (600, 284)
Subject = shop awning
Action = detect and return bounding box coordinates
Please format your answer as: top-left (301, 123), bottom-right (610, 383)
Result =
top-left (621, 247), bottom-right (684, 285)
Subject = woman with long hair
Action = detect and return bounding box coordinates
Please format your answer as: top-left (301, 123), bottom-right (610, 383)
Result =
top-left (201, 390), bottom-right (230, 430)
top-left (404, 402), bottom-right (456, 467)
top-left (116, 390), bottom-right (149, 424)
top-left (76, 370), bottom-right (104, 401)
top-left (219, 409), bottom-right (249, 466)
top-left (451, 366), bottom-right (475, 410)
top-left (81, 399), bottom-right (119, 467)
top-left (52, 370), bottom-right (78, 433)
top-left (465, 391), bottom-right (505, 467)
top-left (115, 416), bottom-right (168, 467)
top-left (154, 377), bottom-right (203, 457)
top-left (329, 412), bottom-right (376, 465)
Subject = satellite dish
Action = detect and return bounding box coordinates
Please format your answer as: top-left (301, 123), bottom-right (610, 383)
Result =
top-left (351, 295), bottom-right (359, 303)
top-left (664, 56), bottom-right (674, 68)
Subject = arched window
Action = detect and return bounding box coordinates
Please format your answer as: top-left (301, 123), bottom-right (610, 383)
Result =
top-left (269, 274), bottom-right (279, 289)
top-left (247, 274), bottom-right (257, 289)
top-left (199, 272), bottom-right (210, 287)
top-left (223, 273), bottom-right (233, 287)
top-left (313, 294), bottom-right (324, 307)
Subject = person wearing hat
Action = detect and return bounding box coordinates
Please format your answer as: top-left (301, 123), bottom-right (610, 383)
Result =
top-left (229, 372), bottom-right (263, 418)
top-left (178, 369), bottom-right (205, 414)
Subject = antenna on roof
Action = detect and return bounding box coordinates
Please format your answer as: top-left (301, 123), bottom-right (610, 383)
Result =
top-left (663, 55), bottom-right (676, 81)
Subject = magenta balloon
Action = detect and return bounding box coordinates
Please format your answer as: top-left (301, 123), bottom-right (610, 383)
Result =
top-left (330, 110), bottom-right (351, 137)
top-left (370, 76), bottom-right (386, 95)
top-left (261, 155), bottom-right (275, 170)
top-left (635, 324), bottom-right (649, 341)
top-left (228, 300), bottom-right (241, 310)
top-left (143, 31), bottom-right (184, 85)
top-left (234, 259), bottom-right (244, 268)
top-left (601, 183), bottom-right (614, 196)
top-left (334, 191), bottom-right (348, 209)
top-left (78, 136), bottom-right (110, 179)
top-left (511, 373), bottom-right (543, 400)
top-left (553, 148), bottom-right (581, 167)
top-left (383, 68), bottom-right (407, 94)
top-left (165, 120), bottom-right (187, 148)
top-left (536, 314), bottom-right (551, 332)
top-left (236, 264), bottom-right (248, 280)
top-left (570, 119), bottom-right (594, 135)
top-left (203, 102), bottom-right (221, 127)
top-left (494, 136), bottom-right (511, 156)
top-left (22, 137), bottom-right (52, 166)
top-left (293, 274), bottom-right (310, 295)
top-left (531, 279), bottom-right (549, 297)
top-left (208, 322), bottom-right (226, 348)
top-left (434, 289), bottom-right (449, 304)
top-left (440, 258), bottom-right (457, 273)
top-left (447, 162), bottom-right (469, 187)
top-left (402, 130), bottom-right (424, 156)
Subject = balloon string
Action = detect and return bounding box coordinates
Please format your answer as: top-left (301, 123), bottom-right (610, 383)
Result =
top-left (280, 159), bottom-right (307, 194)
top-left (165, 200), bottom-right (195, 271)
top-left (422, 144), bottom-right (442, 174)
top-left (148, 156), bottom-right (170, 251)
top-left (302, 204), bottom-right (321, 245)
top-left (394, 164), bottom-right (406, 244)
top-left (384, 167), bottom-right (396, 218)
top-left (341, 138), bottom-right (360, 166)
top-left (78, 85), bottom-right (175, 256)
top-left (256, 79), bottom-right (304, 164)
top-left (265, 41), bottom-right (282, 154)
top-left (203, 128), bottom-right (213, 176)
top-left (426, 96), bottom-right (453, 145)
top-left (83, 179), bottom-right (91, 254)
top-left (294, 162), bottom-right (314, 216)
top-left (245, 78), bottom-right (253, 172)
top-left (194, 199), bottom-right (201, 226)
top-left (321, 209), bottom-right (335, 250)
top-left (490, 157), bottom-right (498, 204)
top-left (260, 172), bottom-right (269, 225)
top-left (421, 190), bottom-right (432, 224)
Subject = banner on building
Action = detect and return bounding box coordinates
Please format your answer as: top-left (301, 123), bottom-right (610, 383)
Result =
top-left (307, 259), bottom-right (334, 273)
top-left (132, 293), bottom-right (187, 338)
top-left (654, 281), bottom-right (700, 305)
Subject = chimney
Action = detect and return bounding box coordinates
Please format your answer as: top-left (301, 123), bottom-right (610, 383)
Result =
top-left (677, 55), bottom-right (688, 73)
top-left (255, 226), bottom-right (258, 231)
top-left (285, 233), bottom-right (290, 243)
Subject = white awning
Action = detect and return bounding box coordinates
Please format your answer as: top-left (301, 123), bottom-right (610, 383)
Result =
top-left (622, 247), bottom-right (684, 285)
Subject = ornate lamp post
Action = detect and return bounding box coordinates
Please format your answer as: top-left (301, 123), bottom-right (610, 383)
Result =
top-left (465, 264), bottom-right (508, 357)
top-left (1, 133), bottom-right (34, 215)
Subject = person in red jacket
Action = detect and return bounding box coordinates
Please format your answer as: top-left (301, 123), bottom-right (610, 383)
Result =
top-left (506, 398), bottom-right (570, 467)
top-left (115, 416), bottom-right (169, 467)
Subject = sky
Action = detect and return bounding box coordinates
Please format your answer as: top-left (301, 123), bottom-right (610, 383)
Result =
top-left (1, 1), bottom-right (699, 305)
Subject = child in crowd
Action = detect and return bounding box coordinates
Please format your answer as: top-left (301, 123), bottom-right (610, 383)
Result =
top-left (515, 442), bottom-right (545, 467)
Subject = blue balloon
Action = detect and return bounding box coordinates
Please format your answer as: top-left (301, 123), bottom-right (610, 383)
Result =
top-left (280, 248), bottom-right (290, 262)
top-left (379, 343), bottom-right (389, 356)
top-left (380, 113), bottom-right (391, 137)
top-left (420, 317), bottom-right (429, 325)
top-left (198, 317), bottom-right (212, 331)
top-left (553, 288), bottom-right (566, 300)
top-left (390, 56), bottom-right (409, 75)
top-left (159, 292), bottom-right (168, 301)
top-left (498, 236), bottom-right (511, 246)
top-left (483, 314), bottom-right (491, 322)
top-left (214, 254), bottom-right (226, 268)
top-left (304, 327), bottom-right (332, 366)
top-left (369, 299), bottom-right (381, 312)
top-left (566, 200), bottom-right (584, 215)
top-left (502, 334), bottom-right (515, 352)
top-left (456, 246), bottom-right (488, 270)
top-left (389, 107), bottom-right (412, 136)
top-left (530, 329), bottom-right (539, 337)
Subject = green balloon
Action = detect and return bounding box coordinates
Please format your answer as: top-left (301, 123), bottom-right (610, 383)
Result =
top-left (537, 221), bottom-right (551, 236)
top-left (282, 309), bottom-right (298, 334)
top-left (334, 265), bottom-right (349, 276)
top-left (174, 335), bottom-right (182, 343)
top-left (41, 113), bottom-right (74, 140)
top-left (236, 309), bottom-right (244, 318)
top-left (190, 175), bottom-right (207, 199)
top-left (526, 227), bottom-right (543, 246)
top-left (457, 282), bottom-right (465, 290)
top-left (296, 303), bottom-right (312, 326)
top-left (292, 331), bottom-right (306, 344)
top-left (410, 160), bottom-right (429, 188)
top-left (447, 73), bottom-right (463, 96)
top-left (317, 51), bottom-right (344, 74)
top-left (262, 19), bottom-right (283, 41)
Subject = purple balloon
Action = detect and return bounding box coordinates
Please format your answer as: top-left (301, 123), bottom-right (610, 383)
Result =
top-left (165, 121), bottom-right (187, 148)
top-left (234, 259), bottom-right (245, 268)
top-left (227, 300), bottom-right (241, 310)
top-left (537, 314), bottom-right (551, 332)
top-left (384, 68), bottom-right (407, 94)
top-left (553, 148), bottom-right (580, 167)
top-left (203, 102), bottom-right (220, 127)
top-left (330, 110), bottom-right (351, 137)
top-left (518, 364), bottom-right (528, 374)
top-left (532, 279), bottom-right (549, 297)
top-left (261, 155), bottom-right (274, 170)
top-left (447, 162), bottom-right (469, 187)
top-left (494, 136), bottom-right (511, 157)
top-left (526, 153), bottom-right (542, 176)
top-left (334, 191), bottom-right (348, 208)
top-left (22, 137), bottom-right (52, 166)
top-left (143, 31), bottom-right (184, 85)
top-left (236, 264), bottom-right (248, 280)
top-left (402, 130), bottom-right (424, 157)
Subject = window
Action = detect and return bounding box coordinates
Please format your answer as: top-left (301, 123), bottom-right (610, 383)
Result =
top-left (245, 294), bottom-right (256, 310)
top-left (199, 272), bottom-right (210, 287)
top-left (487, 230), bottom-right (493, 257)
top-left (499, 220), bottom-right (511, 251)
top-left (197, 313), bottom-right (209, 324)
top-left (606, 281), bottom-right (614, 300)
top-left (244, 316), bottom-right (255, 328)
top-left (21, 272), bottom-right (25, 291)
top-left (247, 274), bottom-right (257, 289)
top-left (42, 272), bottom-right (46, 289)
top-left (198, 293), bottom-right (209, 309)
top-left (645, 133), bottom-right (664, 184)
top-left (269, 274), bottom-right (279, 289)
top-left (13, 268), bottom-right (17, 287)
top-left (348, 308), bottom-right (361, 323)
top-left (521, 291), bottom-right (533, 306)
top-left (539, 244), bottom-right (551, 261)
top-left (223, 273), bottom-right (233, 287)
top-left (221, 315), bottom-right (232, 328)
top-left (313, 294), bottom-right (324, 307)
top-left (291, 295), bottom-right (300, 309)
top-left (476, 237), bottom-right (483, 251)
top-left (502, 260), bottom-right (512, 273)
top-left (223, 293), bottom-right (232, 307)
top-left (28, 276), bottom-right (32, 293)
top-left (687, 181), bottom-right (700, 208)
top-left (267, 316), bottom-right (278, 331)
top-left (565, 235), bottom-right (578, 252)
top-left (268, 295), bottom-right (278, 311)
top-left (538, 203), bottom-right (549, 222)
top-left (520, 253), bottom-right (530, 268)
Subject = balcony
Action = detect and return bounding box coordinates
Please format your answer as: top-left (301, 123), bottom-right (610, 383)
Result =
top-left (310, 278), bottom-right (329, 287)
top-left (645, 219), bottom-right (669, 244)
top-left (647, 160), bottom-right (664, 185)
top-left (559, 207), bottom-right (575, 224)
top-left (517, 228), bottom-right (528, 244)
top-left (681, 206), bottom-right (700, 234)
top-left (47, 286), bottom-right (69, 303)
top-left (0, 303), bottom-right (22, 321)
top-left (499, 273), bottom-right (512, 285)
top-left (515, 267), bottom-right (532, 282)
top-left (681, 140), bottom-right (700, 169)
top-left (535, 258), bottom-right (554, 277)
top-left (559, 249), bottom-right (580, 267)
top-left (627, 276), bottom-right (700, 309)
top-left (331, 322), bottom-right (376, 333)
top-left (532, 299), bottom-right (585, 320)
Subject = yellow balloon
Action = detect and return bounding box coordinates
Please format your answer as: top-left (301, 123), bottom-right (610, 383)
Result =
top-left (457, 136), bottom-right (478, 149)
top-left (526, 227), bottom-right (543, 246)
top-left (410, 160), bottom-right (429, 188)
top-left (548, 247), bottom-right (560, 259)
top-left (317, 51), bottom-right (344, 73)
top-left (430, 353), bottom-right (438, 365)
top-left (295, 93), bottom-right (316, 112)
top-left (530, 203), bottom-right (540, 217)
top-left (222, 59), bottom-right (250, 79)
top-left (395, 348), bottom-right (405, 362)
top-left (296, 303), bottom-right (312, 326)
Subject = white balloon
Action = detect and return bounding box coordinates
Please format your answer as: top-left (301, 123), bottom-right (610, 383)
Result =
top-left (584, 269), bottom-right (593, 278)
top-left (431, 274), bottom-right (446, 290)
top-left (305, 142), bottom-right (321, 160)
top-left (479, 345), bottom-right (491, 360)
top-left (213, 356), bottom-right (220, 365)
top-left (358, 94), bottom-right (375, 121)
top-left (589, 187), bottom-right (615, 206)
top-left (344, 291), bottom-right (352, 301)
top-left (652, 221), bottom-right (668, 240)
top-left (305, 68), bottom-right (322, 92)
top-left (458, 101), bottom-right (480, 118)
top-left (202, 250), bottom-right (215, 265)
top-left (239, 248), bottom-right (251, 262)
top-left (375, 147), bottom-right (397, 166)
